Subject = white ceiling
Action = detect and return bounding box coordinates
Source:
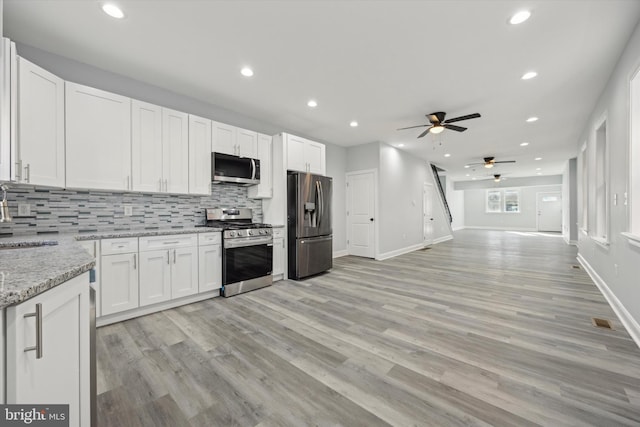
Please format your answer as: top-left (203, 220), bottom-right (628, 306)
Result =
top-left (4, 1), bottom-right (640, 181)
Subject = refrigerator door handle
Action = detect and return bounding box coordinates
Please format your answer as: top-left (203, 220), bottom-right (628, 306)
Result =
top-left (318, 180), bottom-right (324, 228)
top-left (315, 180), bottom-right (322, 229)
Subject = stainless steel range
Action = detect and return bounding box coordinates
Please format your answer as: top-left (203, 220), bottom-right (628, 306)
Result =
top-left (203, 208), bottom-right (273, 297)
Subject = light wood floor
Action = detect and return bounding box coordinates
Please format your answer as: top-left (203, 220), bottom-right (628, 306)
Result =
top-left (96, 229), bottom-right (640, 426)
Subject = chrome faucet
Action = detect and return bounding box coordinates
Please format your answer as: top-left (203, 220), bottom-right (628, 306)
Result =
top-left (1, 184), bottom-right (12, 223)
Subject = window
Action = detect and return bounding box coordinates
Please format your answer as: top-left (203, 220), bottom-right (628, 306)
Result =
top-left (580, 143), bottom-right (588, 231)
top-left (486, 189), bottom-right (520, 213)
top-left (593, 118), bottom-right (608, 241)
top-left (486, 190), bottom-right (502, 212)
top-left (504, 190), bottom-right (520, 212)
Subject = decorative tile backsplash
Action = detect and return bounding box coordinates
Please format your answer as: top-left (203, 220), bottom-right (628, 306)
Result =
top-left (0, 183), bottom-right (262, 237)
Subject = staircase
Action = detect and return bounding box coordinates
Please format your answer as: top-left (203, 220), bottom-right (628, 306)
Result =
top-left (431, 164), bottom-right (452, 224)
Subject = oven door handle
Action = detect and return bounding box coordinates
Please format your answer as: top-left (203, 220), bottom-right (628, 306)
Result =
top-left (224, 237), bottom-right (273, 249)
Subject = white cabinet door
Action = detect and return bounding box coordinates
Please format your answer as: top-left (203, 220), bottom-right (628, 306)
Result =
top-left (188, 114), bottom-right (212, 195)
top-left (65, 82), bottom-right (131, 190)
top-left (171, 247), bottom-right (198, 299)
top-left (237, 127), bottom-right (258, 158)
top-left (6, 272), bottom-right (90, 427)
top-left (162, 108), bottom-right (189, 194)
top-left (248, 133), bottom-right (272, 199)
top-left (212, 121), bottom-right (236, 155)
top-left (101, 253), bottom-right (139, 315)
top-left (286, 134), bottom-right (307, 172)
top-left (305, 140), bottom-right (326, 175)
top-left (198, 244), bottom-right (222, 292)
top-left (17, 57), bottom-right (65, 187)
top-left (139, 249), bottom-right (172, 307)
top-left (77, 240), bottom-right (102, 318)
top-left (131, 100), bottom-right (163, 192)
top-left (273, 236), bottom-right (285, 278)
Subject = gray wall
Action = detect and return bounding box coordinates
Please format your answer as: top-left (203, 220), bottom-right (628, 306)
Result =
top-left (326, 143), bottom-right (347, 253)
top-left (445, 176), bottom-right (465, 231)
top-left (346, 142), bottom-right (379, 172)
top-left (562, 158), bottom-right (579, 243)
top-left (378, 143), bottom-right (451, 255)
top-left (464, 185), bottom-right (562, 231)
top-left (576, 19), bottom-right (640, 328)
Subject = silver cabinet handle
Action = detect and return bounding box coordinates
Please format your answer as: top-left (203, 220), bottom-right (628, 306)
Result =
top-left (24, 164), bottom-right (30, 183)
top-left (15, 159), bottom-right (22, 181)
top-left (24, 303), bottom-right (43, 359)
top-left (93, 241), bottom-right (97, 257)
top-left (173, 249), bottom-right (177, 264)
top-left (159, 178), bottom-right (162, 192)
top-left (133, 254), bottom-right (137, 270)
top-left (282, 239), bottom-right (285, 248)
top-left (164, 179), bottom-right (168, 192)
top-left (163, 241), bottom-right (180, 245)
top-left (167, 250), bottom-right (170, 265)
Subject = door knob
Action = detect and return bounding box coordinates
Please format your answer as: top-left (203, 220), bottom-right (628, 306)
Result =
top-left (370, 218), bottom-right (374, 221)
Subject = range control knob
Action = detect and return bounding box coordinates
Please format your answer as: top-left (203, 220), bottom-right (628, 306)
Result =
top-left (248, 230), bottom-right (254, 236)
top-left (228, 231), bottom-right (236, 237)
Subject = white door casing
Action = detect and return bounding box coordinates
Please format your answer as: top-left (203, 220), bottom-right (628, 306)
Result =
top-left (423, 182), bottom-right (434, 246)
top-left (537, 192), bottom-right (563, 232)
top-left (346, 170), bottom-right (376, 258)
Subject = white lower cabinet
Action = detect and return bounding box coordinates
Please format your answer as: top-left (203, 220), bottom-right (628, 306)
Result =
top-left (100, 238), bottom-right (139, 316)
top-left (198, 232), bottom-right (222, 292)
top-left (273, 228), bottom-right (285, 280)
top-left (5, 272), bottom-right (90, 427)
top-left (77, 239), bottom-right (101, 318)
top-left (139, 249), bottom-right (172, 306)
top-left (171, 247), bottom-right (199, 298)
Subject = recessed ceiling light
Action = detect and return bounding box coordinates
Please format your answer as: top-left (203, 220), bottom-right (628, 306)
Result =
top-left (537, 172), bottom-right (542, 175)
top-left (510, 10), bottom-right (531, 25)
top-left (526, 117), bottom-right (539, 122)
top-left (240, 67), bottom-right (254, 77)
top-left (464, 165), bottom-right (470, 168)
top-left (444, 153), bottom-right (451, 158)
top-left (520, 142), bottom-right (529, 146)
top-left (472, 177), bottom-right (477, 180)
top-left (398, 143), bottom-right (404, 147)
top-left (535, 157), bottom-right (542, 160)
top-left (102, 3), bottom-right (125, 19)
top-left (307, 100), bottom-right (317, 108)
top-left (522, 71), bottom-right (537, 80)
top-left (350, 121), bottom-right (358, 127)
top-left (536, 168), bottom-right (542, 171)
top-left (466, 174), bottom-right (470, 177)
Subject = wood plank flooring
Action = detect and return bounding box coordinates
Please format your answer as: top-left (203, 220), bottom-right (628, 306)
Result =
top-left (96, 229), bottom-right (640, 426)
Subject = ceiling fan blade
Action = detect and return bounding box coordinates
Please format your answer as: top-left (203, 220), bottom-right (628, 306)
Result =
top-left (466, 162), bottom-right (485, 166)
top-left (417, 128), bottom-right (431, 138)
top-left (397, 124), bottom-right (428, 131)
top-left (427, 112), bottom-right (446, 124)
top-left (494, 160), bottom-right (516, 164)
top-left (444, 124), bottom-right (467, 132)
top-left (443, 113), bottom-right (481, 124)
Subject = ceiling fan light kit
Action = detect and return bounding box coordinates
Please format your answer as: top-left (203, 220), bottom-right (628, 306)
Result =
top-left (397, 111), bottom-right (481, 138)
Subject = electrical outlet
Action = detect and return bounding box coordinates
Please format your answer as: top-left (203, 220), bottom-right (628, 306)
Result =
top-left (17, 204), bottom-right (31, 216)
top-left (123, 205), bottom-right (133, 216)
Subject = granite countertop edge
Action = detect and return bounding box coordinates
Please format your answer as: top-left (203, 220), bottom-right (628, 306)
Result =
top-left (0, 227), bottom-right (223, 309)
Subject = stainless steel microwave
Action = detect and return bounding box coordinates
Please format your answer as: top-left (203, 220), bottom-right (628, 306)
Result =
top-left (212, 152), bottom-right (260, 186)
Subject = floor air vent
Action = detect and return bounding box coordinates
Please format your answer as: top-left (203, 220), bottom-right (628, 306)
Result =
top-left (572, 265), bottom-right (581, 269)
top-left (592, 318), bottom-right (613, 329)
top-left (420, 247), bottom-right (431, 251)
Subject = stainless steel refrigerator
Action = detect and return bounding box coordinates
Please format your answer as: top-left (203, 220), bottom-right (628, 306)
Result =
top-left (287, 171), bottom-right (332, 279)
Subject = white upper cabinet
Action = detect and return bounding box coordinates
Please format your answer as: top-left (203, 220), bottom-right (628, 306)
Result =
top-left (17, 57), bottom-right (65, 187)
top-left (162, 108), bottom-right (189, 194)
top-left (212, 121), bottom-right (236, 155)
top-left (237, 127), bottom-right (258, 158)
top-left (212, 121), bottom-right (258, 158)
top-left (248, 133), bottom-right (273, 199)
top-left (65, 82), bottom-right (131, 190)
top-left (188, 114), bottom-right (212, 195)
top-left (285, 133), bottom-right (326, 175)
top-left (131, 100), bottom-right (163, 192)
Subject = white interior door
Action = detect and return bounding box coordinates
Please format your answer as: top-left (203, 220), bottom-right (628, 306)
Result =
top-left (537, 192), bottom-right (562, 232)
top-left (346, 170), bottom-right (375, 258)
top-left (423, 183), bottom-right (434, 245)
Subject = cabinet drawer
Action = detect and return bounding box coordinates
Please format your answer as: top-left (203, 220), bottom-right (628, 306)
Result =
top-left (101, 237), bottom-right (138, 255)
top-left (198, 232), bottom-right (221, 246)
top-left (272, 228), bottom-right (285, 238)
top-left (139, 234), bottom-right (197, 251)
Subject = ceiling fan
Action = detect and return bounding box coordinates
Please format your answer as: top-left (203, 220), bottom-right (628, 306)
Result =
top-left (397, 111), bottom-right (481, 138)
top-left (466, 156), bottom-right (516, 169)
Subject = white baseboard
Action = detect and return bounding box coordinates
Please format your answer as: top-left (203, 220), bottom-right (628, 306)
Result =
top-left (333, 250), bottom-right (348, 258)
top-left (376, 243), bottom-right (423, 261)
top-left (577, 253), bottom-right (640, 349)
top-left (463, 226), bottom-right (538, 232)
top-left (452, 226), bottom-right (466, 231)
top-left (433, 235), bottom-right (453, 245)
top-left (563, 235), bottom-right (578, 246)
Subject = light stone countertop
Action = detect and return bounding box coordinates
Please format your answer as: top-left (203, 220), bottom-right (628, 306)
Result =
top-left (0, 227), bottom-right (222, 309)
